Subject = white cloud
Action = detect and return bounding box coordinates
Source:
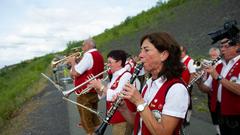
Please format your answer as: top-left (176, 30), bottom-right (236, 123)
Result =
top-left (0, 0), bottom-right (158, 68)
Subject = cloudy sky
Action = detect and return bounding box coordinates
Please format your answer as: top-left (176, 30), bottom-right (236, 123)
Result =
top-left (0, 0), bottom-right (165, 69)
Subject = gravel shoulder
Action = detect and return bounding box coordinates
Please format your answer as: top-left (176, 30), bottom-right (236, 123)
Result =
top-left (0, 83), bottom-right (69, 135)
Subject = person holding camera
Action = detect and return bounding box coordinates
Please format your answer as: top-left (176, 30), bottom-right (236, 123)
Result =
top-left (196, 20), bottom-right (240, 135)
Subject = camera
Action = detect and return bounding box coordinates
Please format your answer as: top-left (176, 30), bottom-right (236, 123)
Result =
top-left (208, 20), bottom-right (239, 45)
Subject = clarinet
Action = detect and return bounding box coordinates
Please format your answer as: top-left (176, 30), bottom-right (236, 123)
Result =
top-left (94, 63), bottom-right (143, 135)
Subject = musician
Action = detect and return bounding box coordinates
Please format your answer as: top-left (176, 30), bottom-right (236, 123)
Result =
top-left (125, 55), bottom-right (142, 90)
top-left (180, 45), bottom-right (196, 126)
top-left (209, 47), bottom-right (221, 61)
top-left (125, 55), bottom-right (136, 74)
top-left (119, 32), bottom-right (189, 135)
top-left (207, 47), bottom-right (221, 135)
top-left (90, 50), bottom-right (140, 135)
top-left (68, 38), bottom-right (104, 135)
top-left (196, 21), bottom-right (240, 135)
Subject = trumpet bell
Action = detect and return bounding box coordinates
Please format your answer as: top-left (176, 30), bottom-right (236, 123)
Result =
top-left (51, 52), bottom-right (82, 66)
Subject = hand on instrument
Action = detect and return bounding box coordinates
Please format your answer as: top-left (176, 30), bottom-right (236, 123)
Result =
top-left (122, 82), bottom-right (144, 106)
top-left (67, 56), bottom-right (76, 65)
top-left (112, 93), bottom-right (128, 112)
top-left (89, 79), bottom-right (103, 92)
top-left (193, 72), bottom-right (203, 85)
top-left (204, 65), bottom-right (219, 80)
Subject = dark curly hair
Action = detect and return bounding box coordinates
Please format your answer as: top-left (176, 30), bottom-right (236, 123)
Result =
top-left (140, 32), bottom-right (184, 80)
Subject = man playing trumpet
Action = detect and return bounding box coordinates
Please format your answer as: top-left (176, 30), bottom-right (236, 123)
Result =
top-left (68, 37), bottom-right (104, 135)
top-left (197, 20), bottom-right (240, 135)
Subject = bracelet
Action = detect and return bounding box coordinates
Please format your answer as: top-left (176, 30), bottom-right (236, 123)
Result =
top-left (99, 85), bottom-right (105, 92)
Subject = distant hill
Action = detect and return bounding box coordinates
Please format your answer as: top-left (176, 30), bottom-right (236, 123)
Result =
top-left (94, 0), bottom-right (240, 58)
top-left (1, 0), bottom-right (240, 130)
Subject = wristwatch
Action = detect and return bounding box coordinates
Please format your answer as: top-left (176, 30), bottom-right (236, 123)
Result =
top-left (137, 102), bottom-right (147, 112)
top-left (216, 75), bottom-right (223, 81)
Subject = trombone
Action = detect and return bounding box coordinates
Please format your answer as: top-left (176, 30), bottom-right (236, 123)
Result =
top-left (51, 52), bottom-right (82, 66)
top-left (62, 69), bottom-right (109, 97)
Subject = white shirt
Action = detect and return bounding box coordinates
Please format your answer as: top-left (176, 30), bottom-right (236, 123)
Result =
top-left (74, 49), bottom-right (97, 74)
top-left (182, 55), bottom-right (196, 73)
top-left (138, 77), bottom-right (189, 135)
top-left (204, 55), bottom-right (240, 102)
top-left (106, 68), bottom-right (132, 101)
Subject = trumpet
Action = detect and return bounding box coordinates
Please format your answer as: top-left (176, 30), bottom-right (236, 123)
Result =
top-left (76, 75), bottom-right (109, 96)
top-left (51, 52), bottom-right (82, 66)
top-left (62, 69), bottom-right (109, 97)
top-left (71, 46), bottom-right (81, 51)
top-left (187, 56), bottom-right (221, 89)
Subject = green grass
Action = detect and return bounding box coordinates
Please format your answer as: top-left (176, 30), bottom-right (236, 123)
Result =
top-left (0, 0), bottom-right (227, 130)
top-left (0, 54), bottom-right (53, 128)
top-left (0, 0), bottom-right (187, 127)
top-left (195, 101), bottom-right (209, 112)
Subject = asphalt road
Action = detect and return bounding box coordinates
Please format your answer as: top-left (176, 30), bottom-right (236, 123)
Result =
top-left (18, 80), bottom-right (111, 135)
top-left (65, 82), bottom-right (112, 135)
top-left (20, 83), bottom-right (69, 135)
top-left (14, 79), bottom-right (216, 135)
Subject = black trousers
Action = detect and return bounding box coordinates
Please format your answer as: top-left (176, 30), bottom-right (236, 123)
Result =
top-left (208, 94), bottom-right (219, 125)
top-left (219, 115), bottom-right (240, 135)
top-left (216, 102), bottom-right (240, 135)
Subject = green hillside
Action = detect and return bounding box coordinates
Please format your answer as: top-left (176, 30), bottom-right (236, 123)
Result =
top-left (94, 0), bottom-right (240, 58)
top-left (0, 55), bottom-right (53, 127)
top-left (1, 0), bottom-right (240, 129)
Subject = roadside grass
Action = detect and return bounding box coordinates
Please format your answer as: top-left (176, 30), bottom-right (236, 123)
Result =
top-left (0, 54), bottom-right (53, 129)
top-left (0, 0), bottom-right (230, 131)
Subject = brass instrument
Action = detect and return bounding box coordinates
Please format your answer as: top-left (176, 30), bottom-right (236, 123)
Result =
top-left (62, 69), bottom-right (109, 97)
top-left (71, 46), bottom-right (81, 51)
top-left (51, 52), bottom-right (82, 66)
top-left (94, 63), bottom-right (144, 135)
top-left (41, 73), bottom-right (106, 121)
top-left (62, 97), bottom-right (106, 121)
top-left (76, 75), bottom-right (109, 96)
top-left (41, 73), bottom-right (64, 91)
top-left (187, 56), bottom-right (221, 89)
